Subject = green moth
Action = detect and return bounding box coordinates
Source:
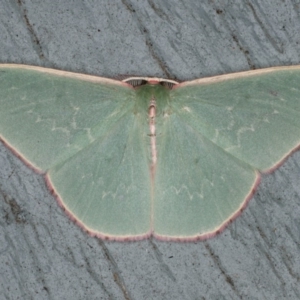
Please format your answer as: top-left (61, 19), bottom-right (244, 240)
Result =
top-left (0, 64), bottom-right (299, 241)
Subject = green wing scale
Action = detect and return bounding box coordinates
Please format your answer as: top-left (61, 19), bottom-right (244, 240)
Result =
top-left (0, 64), bottom-right (300, 240)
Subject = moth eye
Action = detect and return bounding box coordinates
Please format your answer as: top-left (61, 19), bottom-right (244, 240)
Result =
top-left (125, 79), bottom-right (148, 87)
top-left (159, 81), bottom-right (176, 89)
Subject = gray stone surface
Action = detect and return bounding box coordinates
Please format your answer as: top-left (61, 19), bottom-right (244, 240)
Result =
top-left (0, 0), bottom-right (300, 299)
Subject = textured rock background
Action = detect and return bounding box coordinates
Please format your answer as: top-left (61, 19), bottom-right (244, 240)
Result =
top-left (0, 1), bottom-right (300, 299)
